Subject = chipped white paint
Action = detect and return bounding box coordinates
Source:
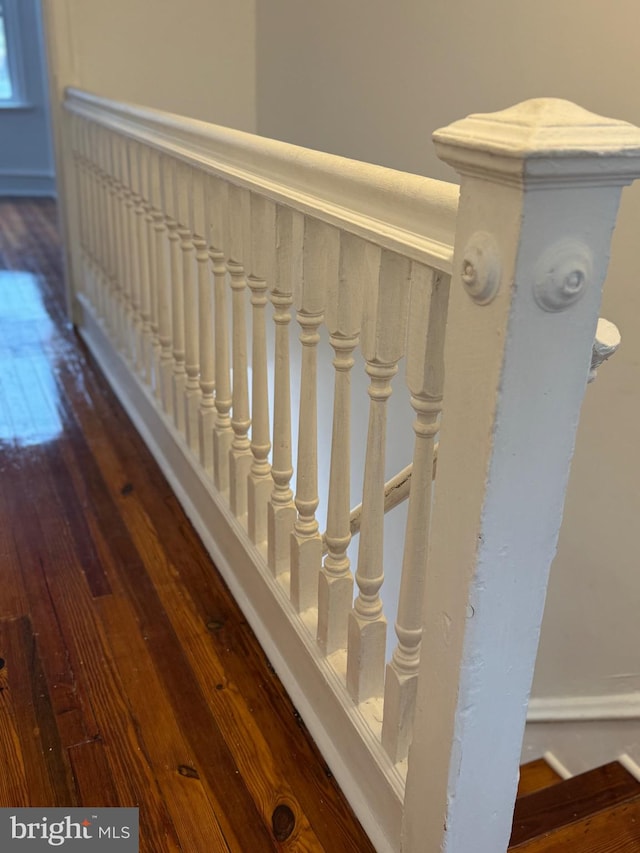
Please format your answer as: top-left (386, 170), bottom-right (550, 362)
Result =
top-left (590, 318), bottom-right (621, 382)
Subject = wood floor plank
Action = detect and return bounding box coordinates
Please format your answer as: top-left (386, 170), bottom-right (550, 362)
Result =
top-left (96, 590), bottom-right (234, 852)
top-left (0, 616), bottom-right (77, 806)
top-left (1, 449), bottom-right (100, 749)
top-left (0, 471), bottom-right (28, 621)
top-left (44, 442), bottom-right (112, 598)
top-left (68, 738), bottom-right (119, 808)
top-left (0, 621), bottom-right (31, 807)
top-left (518, 757), bottom-right (563, 798)
top-left (511, 761), bottom-right (640, 847)
top-left (100, 504), bottom-right (321, 852)
top-left (510, 794), bottom-right (640, 851)
top-left (49, 419), bottom-right (274, 851)
top-left (8, 445), bottom-right (183, 853)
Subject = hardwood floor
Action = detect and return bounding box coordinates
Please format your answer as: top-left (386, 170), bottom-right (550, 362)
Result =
top-left (0, 199), bottom-right (375, 852)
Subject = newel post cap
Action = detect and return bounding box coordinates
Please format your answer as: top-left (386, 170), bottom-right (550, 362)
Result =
top-left (433, 98), bottom-right (640, 186)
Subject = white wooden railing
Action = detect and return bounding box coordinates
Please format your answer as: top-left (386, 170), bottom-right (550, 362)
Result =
top-left (60, 88), bottom-right (640, 853)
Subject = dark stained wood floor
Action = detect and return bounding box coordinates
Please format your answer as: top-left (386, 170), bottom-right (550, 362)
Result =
top-left (0, 199), bottom-right (376, 852)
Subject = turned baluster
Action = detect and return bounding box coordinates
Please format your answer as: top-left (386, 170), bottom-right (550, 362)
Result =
top-left (140, 145), bottom-right (160, 390)
top-left (159, 157), bottom-right (184, 428)
top-left (85, 123), bottom-right (102, 318)
top-left (147, 148), bottom-right (164, 396)
top-left (226, 184), bottom-right (252, 521)
top-left (123, 138), bottom-right (142, 371)
top-left (247, 194), bottom-right (276, 546)
top-left (90, 122), bottom-right (107, 323)
top-left (106, 130), bottom-right (125, 351)
top-left (147, 148), bottom-right (171, 407)
top-left (317, 233), bottom-right (370, 655)
top-left (191, 170), bottom-right (215, 474)
top-left (149, 152), bottom-right (172, 415)
top-left (267, 206), bottom-right (302, 577)
top-left (70, 116), bottom-right (90, 302)
top-left (130, 140), bottom-right (152, 380)
top-left (100, 128), bottom-right (118, 338)
top-left (93, 124), bottom-right (110, 327)
top-left (290, 217), bottom-right (338, 613)
top-left (347, 249), bottom-right (411, 704)
top-left (86, 124), bottom-right (100, 309)
top-left (176, 162), bottom-right (201, 450)
top-left (207, 175), bottom-right (233, 494)
top-left (117, 134), bottom-right (137, 365)
top-left (111, 133), bottom-right (128, 358)
top-left (381, 264), bottom-right (450, 763)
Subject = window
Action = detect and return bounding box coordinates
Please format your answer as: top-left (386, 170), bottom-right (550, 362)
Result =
top-left (0, 0), bottom-right (26, 107)
top-left (0, 3), bottom-right (12, 100)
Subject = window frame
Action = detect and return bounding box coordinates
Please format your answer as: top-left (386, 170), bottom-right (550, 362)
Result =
top-left (0, 0), bottom-right (31, 109)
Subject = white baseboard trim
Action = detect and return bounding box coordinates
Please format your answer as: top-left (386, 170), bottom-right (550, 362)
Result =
top-left (0, 168), bottom-right (56, 197)
top-left (618, 753), bottom-right (640, 782)
top-left (542, 750), bottom-right (571, 780)
top-left (527, 692), bottom-right (640, 722)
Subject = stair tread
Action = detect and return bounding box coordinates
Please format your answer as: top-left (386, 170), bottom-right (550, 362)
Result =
top-left (509, 792), bottom-right (640, 851)
top-left (518, 758), bottom-right (564, 797)
top-left (511, 761), bottom-right (640, 848)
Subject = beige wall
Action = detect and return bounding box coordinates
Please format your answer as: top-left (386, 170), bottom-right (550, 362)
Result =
top-left (257, 0), bottom-right (640, 702)
top-left (60, 0), bottom-right (256, 130)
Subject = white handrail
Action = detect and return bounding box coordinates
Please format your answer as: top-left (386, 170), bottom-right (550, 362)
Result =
top-left (64, 87), bottom-right (458, 273)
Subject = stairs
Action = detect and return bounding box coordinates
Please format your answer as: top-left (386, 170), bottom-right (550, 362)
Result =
top-left (510, 759), bottom-right (640, 851)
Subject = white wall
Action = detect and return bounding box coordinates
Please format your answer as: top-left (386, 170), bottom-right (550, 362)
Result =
top-left (50, 0), bottom-right (256, 131)
top-left (257, 0), bottom-right (640, 710)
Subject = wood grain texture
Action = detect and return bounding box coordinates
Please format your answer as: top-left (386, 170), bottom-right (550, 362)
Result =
top-left (517, 758), bottom-right (563, 798)
top-left (511, 762), bottom-right (640, 848)
top-left (0, 199), bottom-right (375, 853)
top-left (510, 795), bottom-right (640, 852)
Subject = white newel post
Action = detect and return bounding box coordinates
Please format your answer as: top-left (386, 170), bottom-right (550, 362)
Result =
top-left (402, 101), bottom-right (640, 853)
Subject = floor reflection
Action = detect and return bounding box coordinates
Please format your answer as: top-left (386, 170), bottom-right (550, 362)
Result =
top-left (0, 270), bottom-right (63, 446)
